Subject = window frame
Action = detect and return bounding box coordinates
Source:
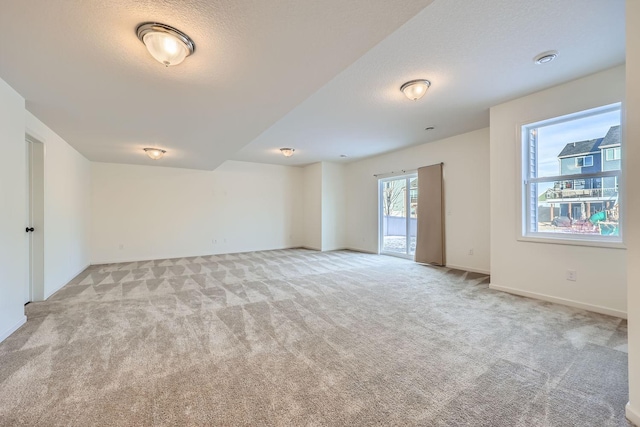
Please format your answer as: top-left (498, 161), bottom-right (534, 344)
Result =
top-left (518, 102), bottom-right (624, 247)
top-left (605, 147), bottom-right (621, 161)
top-left (575, 155), bottom-right (593, 168)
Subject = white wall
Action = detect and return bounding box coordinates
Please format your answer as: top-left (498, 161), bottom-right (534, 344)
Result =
top-left (626, 0), bottom-right (640, 423)
top-left (302, 162), bottom-right (323, 250)
top-left (345, 128), bottom-right (490, 273)
top-left (91, 160), bottom-right (304, 263)
top-left (26, 112), bottom-right (91, 299)
top-left (0, 78), bottom-right (28, 341)
top-left (489, 65), bottom-right (626, 318)
top-left (322, 162), bottom-right (347, 251)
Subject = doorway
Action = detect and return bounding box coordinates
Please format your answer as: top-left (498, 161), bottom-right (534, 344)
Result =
top-left (27, 136), bottom-right (45, 302)
top-left (379, 174), bottom-right (418, 258)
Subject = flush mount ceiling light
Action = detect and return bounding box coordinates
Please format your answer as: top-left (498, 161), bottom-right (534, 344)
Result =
top-left (144, 148), bottom-right (166, 160)
top-left (280, 148), bottom-right (295, 157)
top-left (136, 22), bottom-right (195, 67)
top-left (400, 79), bottom-right (431, 101)
top-left (534, 51), bottom-right (558, 65)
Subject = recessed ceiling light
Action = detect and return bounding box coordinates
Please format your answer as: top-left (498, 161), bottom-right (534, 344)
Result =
top-left (144, 148), bottom-right (166, 160)
top-left (534, 51), bottom-right (558, 65)
top-left (137, 22), bottom-right (195, 67)
top-left (400, 79), bottom-right (431, 101)
top-left (280, 148), bottom-right (295, 157)
top-left (425, 126), bottom-right (435, 131)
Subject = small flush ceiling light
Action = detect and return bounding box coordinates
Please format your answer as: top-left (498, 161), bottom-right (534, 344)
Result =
top-left (136, 22), bottom-right (195, 67)
top-left (400, 79), bottom-right (431, 101)
top-left (280, 148), bottom-right (295, 157)
top-left (534, 51), bottom-right (558, 65)
top-left (144, 148), bottom-right (166, 160)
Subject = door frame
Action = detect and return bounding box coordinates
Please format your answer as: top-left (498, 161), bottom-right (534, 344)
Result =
top-left (378, 173), bottom-right (417, 259)
top-left (26, 135), bottom-right (45, 302)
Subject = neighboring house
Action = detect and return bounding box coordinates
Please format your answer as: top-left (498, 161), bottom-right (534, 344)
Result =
top-left (600, 125), bottom-right (622, 193)
top-left (545, 125), bottom-right (620, 221)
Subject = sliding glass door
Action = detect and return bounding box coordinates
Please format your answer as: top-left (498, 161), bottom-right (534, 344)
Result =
top-left (379, 174), bottom-right (418, 258)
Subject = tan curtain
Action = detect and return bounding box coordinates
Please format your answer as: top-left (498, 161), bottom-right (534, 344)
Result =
top-left (415, 163), bottom-right (445, 266)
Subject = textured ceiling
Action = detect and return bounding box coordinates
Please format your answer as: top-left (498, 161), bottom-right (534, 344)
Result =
top-left (0, 0), bottom-right (433, 170)
top-left (234, 0), bottom-right (625, 166)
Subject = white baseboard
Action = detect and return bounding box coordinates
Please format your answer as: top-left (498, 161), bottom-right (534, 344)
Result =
top-left (489, 283), bottom-right (627, 319)
top-left (0, 315), bottom-right (27, 344)
top-left (445, 263), bottom-right (490, 275)
top-left (320, 247), bottom-right (350, 253)
top-left (298, 246), bottom-right (322, 252)
top-left (627, 403), bottom-right (640, 426)
top-left (343, 247), bottom-right (378, 255)
top-left (91, 246), bottom-right (307, 266)
top-left (44, 262), bottom-right (91, 300)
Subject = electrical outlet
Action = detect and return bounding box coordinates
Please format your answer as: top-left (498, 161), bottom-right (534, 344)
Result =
top-left (566, 270), bottom-right (577, 281)
top-left (468, 249), bottom-right (474, 255)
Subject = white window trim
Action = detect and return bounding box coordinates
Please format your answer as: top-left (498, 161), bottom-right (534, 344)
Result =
top-left (605, 147), bottom-right (621, 161)
top-left (517, 234), bottom-right (626, 249)
top-left (575, 155), bottom-right (593, 167)
top-left (517, 102), bottom-right (624, 247)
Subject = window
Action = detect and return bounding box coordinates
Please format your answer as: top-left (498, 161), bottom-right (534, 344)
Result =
top-left (605, 147), bottom-right (621, 161)
top-left (575, 156), bottom-right (593, 167)
top-left (521, 103), bottom-right (622, 241)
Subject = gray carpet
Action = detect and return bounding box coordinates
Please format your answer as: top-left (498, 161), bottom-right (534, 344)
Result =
top-left (0, 249), bottom-right (631, 426)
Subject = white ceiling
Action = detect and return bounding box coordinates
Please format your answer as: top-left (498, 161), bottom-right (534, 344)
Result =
top-left (0, 0), bottom-right (433, 170)
top-left (0, 0), bottom-right (626, 170)
top-left (234, 0), bottom-right (626, 166)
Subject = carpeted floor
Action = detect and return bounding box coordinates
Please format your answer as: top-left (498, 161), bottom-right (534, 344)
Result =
top-left (0, 249), bottom-right (631, 426)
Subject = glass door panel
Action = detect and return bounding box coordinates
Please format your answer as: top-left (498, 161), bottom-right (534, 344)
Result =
top-left (379, 174), bottom-right (417, 258)
top-left (381, 178), bottom-right (407, 254)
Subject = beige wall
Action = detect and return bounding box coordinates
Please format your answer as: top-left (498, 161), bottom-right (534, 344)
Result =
top-left (322, 162), bottom-right (347, 251)
top-left (26, 112), bottom-right (91, 299)
top-left (0, 76), bottom-right (92, 343)
top-left (345, 128), bottom-right (490, 273)
top-left (625, 0), bottom-right (640, 423)
top-left (91, 161), bottom-right (304, 263)
top-left (302, 162), bottom-right (323, 250)
top-left (301, 161), bottom-right (348, 252)
top-left (489, 65), bottom-right (626, 318)
top-left (0, 78), bottom-right (28, 341)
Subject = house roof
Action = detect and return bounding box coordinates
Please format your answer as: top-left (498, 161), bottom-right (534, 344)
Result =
top-left (599, 125), bottom-right (621, 148)
top-left (558, 138), bottom-right (603, 158)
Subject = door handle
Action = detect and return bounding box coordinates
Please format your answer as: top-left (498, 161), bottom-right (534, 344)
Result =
top-left (26, 227), bottom-right (34, 232)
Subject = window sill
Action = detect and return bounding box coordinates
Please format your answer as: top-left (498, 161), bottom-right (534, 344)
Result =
top-left (517, 234), bottom-right (626, 250)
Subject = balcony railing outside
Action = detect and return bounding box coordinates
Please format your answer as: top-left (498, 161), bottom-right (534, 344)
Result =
top-left (545, 187), bottom-right (618, 200)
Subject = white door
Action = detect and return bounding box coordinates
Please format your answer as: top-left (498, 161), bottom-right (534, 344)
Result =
top-left (27, 137), bottom-right (45, 302)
